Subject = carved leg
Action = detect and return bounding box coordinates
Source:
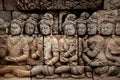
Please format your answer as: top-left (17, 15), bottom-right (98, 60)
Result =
top-left (84, 66), bottom-right (92, 78)
top-left (0, 66), bottom-right (14, 74)
top-left (55, 66), bottom-right (70, 78)
top-left (71, 66), bottom-right (85, 79)
top-left (93, 66), bottom-right (109, 77)
top-left (13, 69), bottom-right (30, 77)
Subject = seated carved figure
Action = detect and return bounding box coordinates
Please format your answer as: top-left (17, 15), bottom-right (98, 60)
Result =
top-left (104, 18), bottom-right (120, 77)
top-left (82, 12), bottom-right (109, 76)
top-left (6, 18), bottom-right (29, 65)
top-left (24, 14), bottom-right (42, 65)
top-left (77, 12), bottom-right (90, 65)
top-left (0, 14), bottom-right (31, 78)
top-left (55, 14), bottom-right (84, 78)
top-left (0, 18), bottom-right (9, 65)
top-left (31, 13), bottom-right (59, 79)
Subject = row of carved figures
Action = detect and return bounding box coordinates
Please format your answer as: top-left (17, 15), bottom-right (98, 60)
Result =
top-left (0, 11), bottom-right (120, 79)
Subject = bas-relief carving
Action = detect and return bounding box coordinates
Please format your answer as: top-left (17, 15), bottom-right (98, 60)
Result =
top-left (82, 12), bottom-right (109, 77)
top-left (55, 14), bottom-right (86, 79)
top-left (24, 14), bottom-right (43, 65)
top-left (6, 13), bottom-right (29, 65)
top-left (1, 10), bottom-right (120, 79)
top-left (15, 0), bottom-right (103, 10)
top-left (31, 13), bottom-right (59, 79)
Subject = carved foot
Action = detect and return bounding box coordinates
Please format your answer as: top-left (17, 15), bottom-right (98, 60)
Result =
top-left (71, 74), bottom-right (85, 79)
top-left (36, 74), bottom-right (45, 79)
top-left (61, 73), bottom-right (70, 78)
top-left (86, 72), bottom-right (92, 78)
top-left (46, 74), bottom-right (59, 79)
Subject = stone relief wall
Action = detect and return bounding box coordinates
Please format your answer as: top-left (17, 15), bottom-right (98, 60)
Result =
top-left (0, 0), bottom-right (120, 80)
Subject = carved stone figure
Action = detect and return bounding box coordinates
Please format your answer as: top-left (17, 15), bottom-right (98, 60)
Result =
top-left (24, 14), bottom-right (42, 65)
top-left (77, 12), bottom-right (89, 36)
top-left (82, 12), bottom-right (109, 77)
top-left (6, 14), bottom-right (29, 65)
top-left (55, 14), bottom-right (85, 78)
top-left (31, 13), bottom-right (59, 79)
top-left (104, 17), bottom-right (120, 77)
top-left (76, 12), bottom-right (90, 65)
top-left (0, 18), bottom-right (9, 65)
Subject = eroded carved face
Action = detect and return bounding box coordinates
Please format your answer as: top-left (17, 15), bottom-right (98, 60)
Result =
top-left (115, 22), bottom-right (120, 35)
top-left (77, 23), bottom-right (86, 35)
top-left (100, 22), bottom-right (114, 35)
top-left (10, 23), bottom-right (21, 36)
top-left (87, 23), bottom-right (97, 35)
top-left (64, 24), bottom-right (75, 36)
top-left (25, 23), bottom-right (35, 35)
top-left (40, 24), bottom-right (50, 35)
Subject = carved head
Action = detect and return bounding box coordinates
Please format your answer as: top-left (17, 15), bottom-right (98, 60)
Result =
top-left (39, 22), bottom-right (51, 35)
top-left (10, 19), bottom-right (23, 36)
top-left (63, 21), bottom-right (76, 36)
top-left (77, 21), bottom-right (86, 35)
top-left (87, 12), bottom-right (98, 35)
top-left (0, 18), bottom-right (9, 35)
top-left (100, 20), bottom-right (114, 35)
top-left (25, 19), bottom-right (37, 35)
top-left (39, 13), bottom-right (53, 35)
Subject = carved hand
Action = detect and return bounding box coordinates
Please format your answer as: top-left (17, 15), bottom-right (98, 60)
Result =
top-left (60, 57), bottom-right (69, 62)
top-left (46, 60), bottom-right (53, 66)
top-left (89, 60), bottom-right (104, 66)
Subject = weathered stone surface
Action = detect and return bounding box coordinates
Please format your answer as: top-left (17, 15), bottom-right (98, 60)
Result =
top-left (4, 0), bottom-right (18, 10)
top-left (15, 0), bottom-right (103, 10)
top-left (0, 11), bottom-right (11, 22)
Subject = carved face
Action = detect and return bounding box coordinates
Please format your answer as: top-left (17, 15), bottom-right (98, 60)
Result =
top-left (10, 23), bottom-right (21, 36)
top-left (87, 23), bottom-right (97, 35)
top-left (77, 23), bottom-right (86, 35)
top-left (25, 23), bottom-right (35, 35)
top-left (100, 22), bottom-right (114, 35)
top-left (40, 24), bottom-right (50, 35)
top-left (64, 24), bottom-right (75, 36)
top-left (115, 22), bottom-right (120, 35)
